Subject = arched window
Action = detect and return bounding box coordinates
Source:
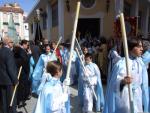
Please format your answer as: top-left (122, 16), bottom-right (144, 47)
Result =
top-left (81, 0), bottom-right (96, 9)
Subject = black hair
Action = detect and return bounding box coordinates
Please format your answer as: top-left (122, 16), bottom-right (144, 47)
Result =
top-left (20, 39), bottom-right (28, 45)
top-left (127, 37), bottom-right (142, 51)
top-left (85, 53), bottom-right (92, 59)
top-left (120, 37), bottom-right (142, 57)
top-left (44, 44), bottom-right (50, 48)
top-left (100, 37), bottom-right (107, 44)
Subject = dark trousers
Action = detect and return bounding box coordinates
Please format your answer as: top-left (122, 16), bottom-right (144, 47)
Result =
top-left (0, 85), bottom-right (17, 113)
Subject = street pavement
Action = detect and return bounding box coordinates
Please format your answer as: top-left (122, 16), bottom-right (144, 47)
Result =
top-left (17, 85), bottom-right (103, 113)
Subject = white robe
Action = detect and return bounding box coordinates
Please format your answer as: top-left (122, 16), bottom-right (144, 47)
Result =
top-left (33, 77), bottom-right (69, 113)
top-left (103, 57), bottom-right (149, 113)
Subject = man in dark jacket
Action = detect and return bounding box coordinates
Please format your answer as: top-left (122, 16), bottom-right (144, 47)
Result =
top-left (0, 37), bottom-right (18, 113)
top-left (13, 39), bottom-right (30, 107)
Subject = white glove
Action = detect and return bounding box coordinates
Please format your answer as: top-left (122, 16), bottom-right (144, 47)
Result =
top-left (63, 78), bottom-right (71, 86)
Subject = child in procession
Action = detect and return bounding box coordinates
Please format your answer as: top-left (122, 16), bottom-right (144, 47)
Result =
top-left (82, 53), bottom-right (104, 113)
top-left (33, 61), bottom-right (70, 113)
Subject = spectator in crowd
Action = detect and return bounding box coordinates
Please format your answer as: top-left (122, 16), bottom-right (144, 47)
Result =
top-left (13, 40), bottom-right (30, 107)
top-left (0, 36), bottom-right (18, 113)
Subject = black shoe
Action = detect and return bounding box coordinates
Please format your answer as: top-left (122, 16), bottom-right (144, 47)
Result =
top-left (17, 112), bottom-right (23, 113)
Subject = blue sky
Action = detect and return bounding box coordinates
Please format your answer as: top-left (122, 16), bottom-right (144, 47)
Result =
top-left (18, 0), bottom-right (37, 13)
top-left (0, 0), bottom-right (37, 14)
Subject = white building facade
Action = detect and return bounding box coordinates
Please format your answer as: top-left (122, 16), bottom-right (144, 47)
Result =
top-left (0, 3), bottom-right (29, 40)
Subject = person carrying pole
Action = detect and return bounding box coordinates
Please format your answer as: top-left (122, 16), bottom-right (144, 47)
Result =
top-left (32, 37), bottom-right (61, 95)
top-left (63, 1), bottom-right (81, 113)
top-left (103, 13), bottom-right (149, 113)
top-left (33, 61), bottom-right (70, 113)
top-left (76, 48), bottom-right (104, 112)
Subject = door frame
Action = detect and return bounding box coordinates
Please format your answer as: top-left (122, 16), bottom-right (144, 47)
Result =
top-left (72, 12), bottom-right (104, 36)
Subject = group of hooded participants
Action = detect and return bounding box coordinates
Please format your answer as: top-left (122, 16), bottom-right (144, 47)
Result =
top-left (0, 35), bottom-right (150, 113)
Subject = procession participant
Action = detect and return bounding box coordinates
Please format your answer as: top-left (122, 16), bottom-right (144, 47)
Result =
top-left (33, 61), bottom-right (70, 113)
top-left (82, 53), bottom-right (104, 113)
top-left (31, 44), bottom-right (57, 94)
top-left (50, 41), bottom-right (62, 63)
top-left (77, 46), bottom-right (89, 107)
top-left (141, 40), bottom-right (150, 112)
top-left (0, 37), bottom-right (18, 113)
top-left (107, 44), bottom-right (121, 84)
top-left (61, 43), bottom-right (77, 84)
top-left (82, 47), bottom-right (88, 55)
top-left (142, 40), bottom-right (150, 67)
top-left (103, 38), bottom-right (149, 113)
top-left (28, 40), bottom-right (41, 81)
top-left (59, 43), bottom-right (68, 82)
top-left (97, 37), bottom-right (108, 79)
top-left (40, 38), bottom-right (49, 54)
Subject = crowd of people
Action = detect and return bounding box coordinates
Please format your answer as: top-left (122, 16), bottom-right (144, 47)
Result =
top-left (0, 34), bottom-right (150, 113)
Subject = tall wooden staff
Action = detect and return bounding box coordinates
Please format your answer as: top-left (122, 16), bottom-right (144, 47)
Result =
top-left (64, 2), bottom-right (81, 83)
top-left (10, 66), bottom-right (22, 107)
top-left (119, 13), bottom-right (134, 113)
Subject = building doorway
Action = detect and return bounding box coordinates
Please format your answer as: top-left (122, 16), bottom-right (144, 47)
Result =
top-left (77, 18), bottom-right (100, 39)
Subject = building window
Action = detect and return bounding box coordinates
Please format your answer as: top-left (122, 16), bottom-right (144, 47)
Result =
top-left (124, 1), bottom-right (131, 16)
top-left (42, 12), bottom-right (47, 30)
top-left (30, 23), bottom-right (33, 34)
top-left (3, 22), bottom-right (8, 25)
top-left (81, 0), bottom-right (96, 9)
top-left (52, 2), bottom-right (58, 27)
top-left (15, 23), bottom-right (20, 26)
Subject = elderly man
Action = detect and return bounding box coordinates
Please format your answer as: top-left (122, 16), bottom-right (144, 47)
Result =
top-left (0, 36), bottom-right (18, 113)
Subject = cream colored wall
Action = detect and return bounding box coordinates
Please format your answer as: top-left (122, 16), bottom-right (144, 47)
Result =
top-left (63, 0), bottom-right (116, 40)
top-left (51, 26), bottom-right (58, 41)
top-left (42, 30), bottom-right (47, 39)
top-left (27, 0), bottom-right (149, 41)
top-left (103, 0), bottom-right (115, 39)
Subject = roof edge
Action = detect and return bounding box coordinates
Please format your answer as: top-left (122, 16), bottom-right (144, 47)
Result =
top-left (25, 0), bottom-right (41, 22)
